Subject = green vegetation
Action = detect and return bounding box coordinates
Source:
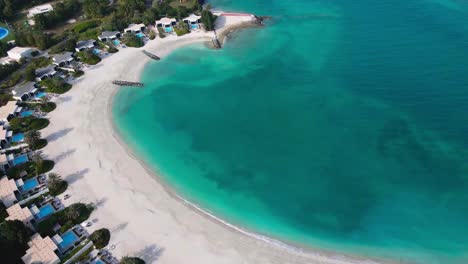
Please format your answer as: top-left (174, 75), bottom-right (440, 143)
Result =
top-left (0, 220), bottom-right (32, 247)
top-left (122, 33), bottom-right (144, 48)
top-left (174, 22), bottom-right (190, 36)
top-left (8, 116), bottom-right (50, 133)
top-left (33, 0), bottom-right (81, 30)
top-left (37, 203), bottom-right (94, 236)
top-left (24, 57), bottom-right (53, 81)
top-left (48, 173), bottom-right (68, 196)
top-left (0, 202), bottom-right (7, 222)
top-left (25, 130), bottom-right (47, 150)
top-left (157, 28), bottom-right (166, 38)
top-left (77, 50), bottom-right (101, 65)
top-left (89, 228), bottom-right (110, 249)
top-left (108, 46), bottom-right (118, 53)
top-left (83, 0), bottom-right (110, 19)
top-left (39, 102), bottom-right (56, 112)
top-left (0, 62), bottom-right (21, 82)
top-left (201, 10), bottom-right (217, 31)
top-left (40, 78), bottom-right (72, 94)
top-left (120, 257), bottom-right (146, 264)
top-left (149, 30), bottom-right (156, 40)
top-left (49, 38), bottom-right (77, 54)
top-left (15, 29), bottom-right (55, 50)
top-left (73, 20), bottom-right (100, 33)
top-left (6, 158), bottom-right (54, 179)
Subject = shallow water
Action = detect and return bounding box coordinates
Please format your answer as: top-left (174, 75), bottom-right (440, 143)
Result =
top-left (113, 0), bottom-right (468, 263)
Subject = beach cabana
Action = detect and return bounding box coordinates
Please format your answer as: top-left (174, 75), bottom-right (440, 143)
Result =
top-left (35, 65), bottom-right (57, 81)
top-left (52, 52), bottom-right (74, 67)
top-left (12, 82), bottom-right (37, 101)
top-left (22, 234), bottom-right (60, 264)
top-left (183, 14), bottom-right (201, 30)
top-left (75, 40), bottom-right (96, 52)
top-left (98, 31), bottom-right (121, 42)
top-left (156, 17), bottom-right (177, 33)
top-left (0, 176), bottom-right (19, 207)
top-left (0, 101), bottom-right (19, 124)
top-left (7, 47), bottom-right (35, 61)
top-left (125, 23), bottom-right (146, 34)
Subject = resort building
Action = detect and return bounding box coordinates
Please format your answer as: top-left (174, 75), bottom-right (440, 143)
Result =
top-left (52, 52), bottom-right (74, 67)
top-left (183, 14), bottom-right (201, 30)
top-left (6, 203), bottom-right (35, 229)
top-left (35, 65), bottom-right (57, 81)
top-left (0, 100), bottom-right (19, 124)
top-left (22, 234), bottom-right (60, 264)
top-left (98, 31), bottom-right (121, 42)
top-left (0, 154), bottom-right (9, 173)
top-left (125, 23), bottom-right (146, 34)
top-left (28, 4), bottom-right (54, 18)
top-left (12, 82), bottom-right (37, 101)
top-left (75, 40), bottom-right (96, 52)
top-left (7, 47), bottom-right (35, 61)
top-left (156, 17), bottom-right (177, 33)
top-left (0, 176), bottom-right (19, 207)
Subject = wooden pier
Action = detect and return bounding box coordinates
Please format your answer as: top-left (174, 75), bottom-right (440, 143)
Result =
top-left (142, 50), bottom-right (161, 60)
top-left (112, 80), bottom-right (144, 87)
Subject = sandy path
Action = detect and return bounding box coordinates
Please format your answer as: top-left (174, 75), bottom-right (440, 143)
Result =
top-left (40, 30), bottom-right (385, 264)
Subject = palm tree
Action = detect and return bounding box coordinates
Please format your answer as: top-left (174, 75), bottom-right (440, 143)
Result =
top-left (25, 130), bottom-right (41, 148)
top-left (30, 151), bottom-right (44, 175)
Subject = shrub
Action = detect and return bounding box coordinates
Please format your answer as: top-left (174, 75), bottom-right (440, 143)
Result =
top-left (72, 70), bottom-right (84, 78)
top-left (73, 20), bottom-right (99, 33)
top-left (0, 202), bottom-right (7, 222)
top-left (120, 257), bottom-right (145, 264)
top-left (39, 102), bottom-right (56, 112)
top-left (174, 22), bottom-right (190, 36)
top-left (108, 46), bottom-right (118, 53)
top-left (201, 10), bottom-right (217, 31)
top-left (37, 215), bottom-right (57, 237)
top-left (89, 228), bottom-right (110, 249)
top-left (56, 203), bottom-right (94, 225)
top-left (40, 78), bottom-right (72, 94)
top-left (149, 30), bottom-right (155, 40)
top-left (76, 51), bottom-right (101, 65)
top-left (157, 28), bottom-right (166, 38)
top-left (48, 173), bottom-right (68, 196)
top-left (122, 34), bottom-right (144, 48)
top-left (0, 220), bottom-right (32, 247)
top-left (8, 117), bottom-right (50, 133)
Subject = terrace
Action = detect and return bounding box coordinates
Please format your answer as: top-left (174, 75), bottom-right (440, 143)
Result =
top-left (21, 234), bottom-right (60, 264)
top-left (0, 176), bottom-right (19, 207)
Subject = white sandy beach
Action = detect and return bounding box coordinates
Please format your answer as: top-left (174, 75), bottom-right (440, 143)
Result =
top-left (40, 23), bottom-right (386, 264)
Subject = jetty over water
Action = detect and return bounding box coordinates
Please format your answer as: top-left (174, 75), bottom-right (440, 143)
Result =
top-left (142, 50), bottom-right (160, 60)
top-left (112, 80), bottom-right (144, 87)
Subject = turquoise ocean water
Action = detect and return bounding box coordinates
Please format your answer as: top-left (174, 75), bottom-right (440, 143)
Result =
top-left (113, 0), bottom-right (468, 263)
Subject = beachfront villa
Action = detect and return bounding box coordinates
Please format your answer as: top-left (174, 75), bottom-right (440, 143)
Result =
top-left (183, 14), bottom-right (201, 30)
top-left (28, 4), bottom-right (54, 18)
top-left (12, 81), bottom-right (38, 101)
top-left (6, 203), bottom-right (35, 229)
top-left (0, 176), bottom-right (19, 207)
top-left (22, 234), bottom-right (60, 264)
top-left (35, 65), bottom-right (57, 81)
top-left (7, 47), bottom-right (35, 61)
top-left (98, 31), bottom-right (121, 42)
top-left (0, 175), bottom-right (46, 207)
top-left (125, 23), bottom-right (146, 34)
top-left (0, 100), bottom-right (20, 124)
top-left (75, 40), bottom-right (96, 52)
top-left (52, 228), bottom-right (82, 253)
top-left (52, 52), bottom-right (74, 67)
top-left (156, 17), bottom-right (177, 33)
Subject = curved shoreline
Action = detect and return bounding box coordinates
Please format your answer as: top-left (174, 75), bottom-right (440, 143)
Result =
top-left (41, 28), bottom-right (392, 264)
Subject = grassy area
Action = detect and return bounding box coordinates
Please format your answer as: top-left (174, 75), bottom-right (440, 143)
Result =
top-left (169, 0), bottom-right (198, 9)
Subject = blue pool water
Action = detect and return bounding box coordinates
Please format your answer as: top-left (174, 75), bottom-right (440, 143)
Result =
top-left (0, 27), bottom-right (9, 40)
top-left (92, 49), bottom-right (101, 55)
top-left (191, 24), bottom-right (199, 29)
top-left (59, 230), bottom-right (79, 250)
top-left (35, 204), bottom-right (55, 219)
top-left (20, 110), bottom-right (33, 117)
top-left (20, 178), bottom-right (39, 193)
top-left (113, 40), bottom-right (120, 46)
top-left (11, 133), bottom-right (24, 143)
top-left (164, 27), bottom-right (172, 33)
top-left (35, 92), bottom-right (46, 99)
top-left (12, 154), bottom-right (29, 166)
top-left (95, 259), bottom-right (105, 264)
top-left (136, 32), bottom-right (145, 38)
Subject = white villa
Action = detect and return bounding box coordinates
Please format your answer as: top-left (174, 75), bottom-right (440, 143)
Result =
top-left (12, 82), bottom-right (38, 101)
top-left (0, 176), bottom-right (19, 207)
top-left (22, 234), bottom-right (60, 264)
top-left (7, 47), bottom-right (35, 61)
top-left (98, 31), bottom-right (121, 42)
top-left (28, 4), bottom-right (54, 18)
top-left (75, 39), bottom-right (96, 52)
top-left (52, 52), bottom-right (74, 67)
top-left (183, 14), bottom-right (201, 30)
top-left (0, 100), bottom-right (20, 124)
top-left (124, 23), bottom-right (145, 34)
top-left (6, 203), bottom-right (35, 229)
top-left (156, 17), bottom-right (177, 33)
top-left (35, 65), bottom-right (57, 81)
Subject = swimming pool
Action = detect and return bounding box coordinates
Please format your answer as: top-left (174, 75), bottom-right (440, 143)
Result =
top-left (20, 110), bottom-right (34, 117)
top-left (136, 32), bottom-right (145, 38)
top-left (11, 133), bottom-right (24, 143)
top-left (92, 49), bottom-right (101, 55)
top-left (35, 92), bottom-right (47, 99)
top-left (191, 24), bottom-right (199, 29)
top-left (94, 259), bottom-right (105, 264)
top-left (164, 27), bottom-right (173, 33)
top-left (58, 230), bottom-right (79, 251)
top-left (12, 154), bottom-right (29, 166)
top-left (113, 40), bottom-right (120, 46)
top-left (20, 178), bottom-right (39, 193)
top-left (35, 204), bottom-right (55, 219)
top-left (0, 27), bottom-right (9, 40)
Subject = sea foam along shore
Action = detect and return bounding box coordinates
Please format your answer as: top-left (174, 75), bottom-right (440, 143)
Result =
top-left (40, 19), bottom-right (390, 264)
